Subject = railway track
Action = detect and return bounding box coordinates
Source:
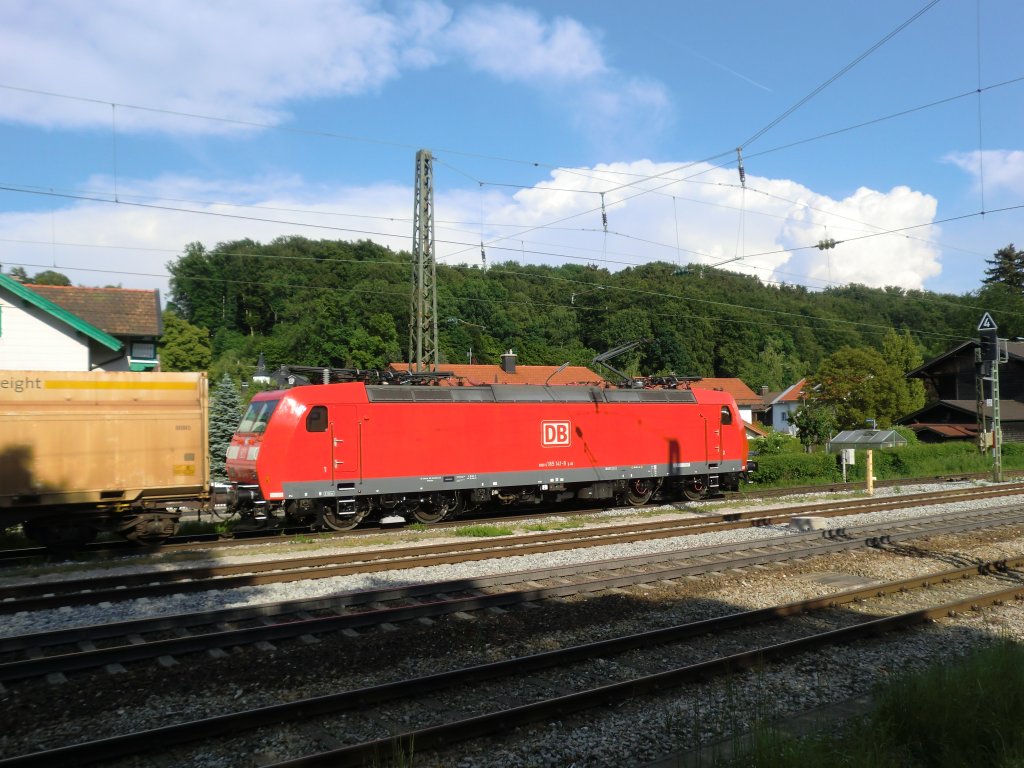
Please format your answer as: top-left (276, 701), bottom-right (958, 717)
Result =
top-left (3, 483), bottom-right (1023, 615)
top-left (3, 551), bottom-right (1022, 767)
top-left (3, 505), bottom-right (1024, 686)
top-left (1, 473), bottom-right (1016, 567)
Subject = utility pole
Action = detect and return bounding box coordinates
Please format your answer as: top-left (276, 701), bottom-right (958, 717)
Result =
top-left (408, 149), bottom-right (439, 373)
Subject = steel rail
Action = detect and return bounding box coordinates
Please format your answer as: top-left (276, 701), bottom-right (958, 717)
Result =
top-left (4, 484), bottom-right (1023, 615)
top-left (2, 476), bottom-right (1021, 567)
top-left (3, 556), bottom-right (1022, 768)
top-left (3, 507), bottom-right (1024, 684)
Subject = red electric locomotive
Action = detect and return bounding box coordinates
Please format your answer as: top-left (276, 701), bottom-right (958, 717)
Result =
top-left (224, 382), bottom-right (753, 530)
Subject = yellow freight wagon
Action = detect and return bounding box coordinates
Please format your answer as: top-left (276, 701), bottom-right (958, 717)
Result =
top-left (0, 371), bottom-right (209, 548)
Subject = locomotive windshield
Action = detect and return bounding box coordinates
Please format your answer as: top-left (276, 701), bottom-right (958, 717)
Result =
top-left (238, 399), bottom-right (280, 434)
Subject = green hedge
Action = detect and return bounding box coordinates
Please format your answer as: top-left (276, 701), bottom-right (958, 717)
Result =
top-left (749, 452), bottom-right (843, 485)
top-left (750, 441), bottom-right (1024, 487)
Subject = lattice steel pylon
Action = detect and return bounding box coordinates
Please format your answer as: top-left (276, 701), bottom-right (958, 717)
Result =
top-left (408, 149), bottom-right (439, 373)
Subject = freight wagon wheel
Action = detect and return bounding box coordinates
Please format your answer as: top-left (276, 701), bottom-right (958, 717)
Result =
top-left (682, 477), bottom-right (708, 501)
top-left (625, 479), bottom-right (655, 506)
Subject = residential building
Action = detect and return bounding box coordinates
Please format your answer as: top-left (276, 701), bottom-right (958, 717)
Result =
top-left (899, 340), bottom-right (1024, 442)
top-left (0, 274), bottom-right (162, 371)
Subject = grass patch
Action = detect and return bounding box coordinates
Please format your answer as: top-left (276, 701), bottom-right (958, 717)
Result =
top-left (453, 524), bottom-right (516, 537)
top-left (522, 518), bottom-right (585, 532)
top-left (716, 639), bottom-right (1024, 768)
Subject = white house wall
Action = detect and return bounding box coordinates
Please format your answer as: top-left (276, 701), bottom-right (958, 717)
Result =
top-left (0, 294), bottom-right (90, 371)
top-left (772, 403), bottom-right (799, 434)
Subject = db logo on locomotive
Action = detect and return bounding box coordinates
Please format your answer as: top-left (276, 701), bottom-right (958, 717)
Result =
top-left (541, 420), bottom-right (572, 447)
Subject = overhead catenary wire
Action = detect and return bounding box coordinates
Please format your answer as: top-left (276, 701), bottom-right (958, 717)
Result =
top-left (5, 181), bottom-right (1024, 328)
top-left (1, 4), bottom-right (1022, 330)
top-left (739, 0), bottom-right (942, 149)
top-left (3, 70), bottom-right (1021, 278)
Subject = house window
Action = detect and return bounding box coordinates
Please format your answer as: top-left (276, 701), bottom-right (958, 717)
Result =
top-left (131, 341), bottom-right (156, 360)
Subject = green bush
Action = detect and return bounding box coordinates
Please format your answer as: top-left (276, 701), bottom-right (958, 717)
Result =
top-left (751, 432), bottom-right (803, 456)
top-left (749, 440), bottom-right (1024, 488)
top-left (750, 452), bottom-right (842, 485)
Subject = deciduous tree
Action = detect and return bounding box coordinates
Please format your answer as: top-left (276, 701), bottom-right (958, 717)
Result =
top-left (159, 310), bottom-right (212, 371)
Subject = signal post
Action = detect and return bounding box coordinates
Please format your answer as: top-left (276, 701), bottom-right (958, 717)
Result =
top-left (976, 312), bottom-right (1002, 482)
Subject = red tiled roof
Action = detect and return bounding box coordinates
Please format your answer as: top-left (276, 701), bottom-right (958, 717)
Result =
top-left (389, 363), bottom-right (606, 386)
top-left (773, 378), bottom-right (808, 404)
top-left (694, 378), bottom-right (762, 405)
top-left (29, 284), bottom-right (161, 337)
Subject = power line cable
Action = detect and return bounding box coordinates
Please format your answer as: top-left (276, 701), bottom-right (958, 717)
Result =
top-left (5, 182), bottom-right (1024, 310)
top-left (740, 0), bottom-right (942, 148)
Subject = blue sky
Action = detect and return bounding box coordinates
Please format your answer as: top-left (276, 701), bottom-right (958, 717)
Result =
top-left (1, 0), bottom-right (1022, 302)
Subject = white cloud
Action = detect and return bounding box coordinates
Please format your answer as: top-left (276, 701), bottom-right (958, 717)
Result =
top-left (945, 149), bottom-right (1024, 197)
top-left (444, 4), bottom-right (606, 83)
top-left (468, 161), bottom-right (941, 290)
top-left (0, 0), bottom-right (661, 138)
top-left (0, 1), bottom-right (672, 149)
top-left (0, 162), bottom-right (942, 295)
top-left (0, 174), bottom-right (415, 291)
top-left (0, 0), bottom-right (446, 132)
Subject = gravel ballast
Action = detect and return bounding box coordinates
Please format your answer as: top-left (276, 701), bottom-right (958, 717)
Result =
top-left (3, 481), bottom-right (1024, 767)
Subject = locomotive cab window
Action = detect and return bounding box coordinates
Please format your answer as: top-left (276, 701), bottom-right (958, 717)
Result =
top-left (238, 399), bottom-right (280, 434)
top-left (720, 406), bottom-right (733, 425)
top-left (306, 405), bottom-right (328, 433)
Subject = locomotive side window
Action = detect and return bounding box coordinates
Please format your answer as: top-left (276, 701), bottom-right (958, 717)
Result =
top-left (306, 405), bottom-right (328, 432)
top-left (720, 406), bottom-right (733, 425)
top-left (238, 399), bottom-right (280, 433)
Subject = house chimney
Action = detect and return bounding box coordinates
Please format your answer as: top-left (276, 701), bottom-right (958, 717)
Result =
top-left (760, 385), bottom-right (768, 397)
top-left (500, 349), bottom-right (517, 374)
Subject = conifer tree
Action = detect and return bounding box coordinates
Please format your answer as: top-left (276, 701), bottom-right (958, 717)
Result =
top-left (209, 373), bottom-right (243, 482)
top-left (982, 244), bottom-right (1024, 292)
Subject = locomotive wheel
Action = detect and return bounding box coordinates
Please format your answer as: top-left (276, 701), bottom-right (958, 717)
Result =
top-left (682, 478), bottom-right (708, 501)
top-left (625, 478), bottom-right (655, 506)
top-left (411, 492), bottom-right (462, 524)
top-left (409, 493), bottom-right (450, 524)
top-left (319, 503), bottom-right (364, 531)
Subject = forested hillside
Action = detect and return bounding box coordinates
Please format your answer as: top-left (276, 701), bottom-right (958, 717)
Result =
top-left (164, 236), bottom-right (1024, 393)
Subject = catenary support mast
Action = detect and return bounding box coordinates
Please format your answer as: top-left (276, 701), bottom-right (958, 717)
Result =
top-left (408, 149), bottom-right (439, 373)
